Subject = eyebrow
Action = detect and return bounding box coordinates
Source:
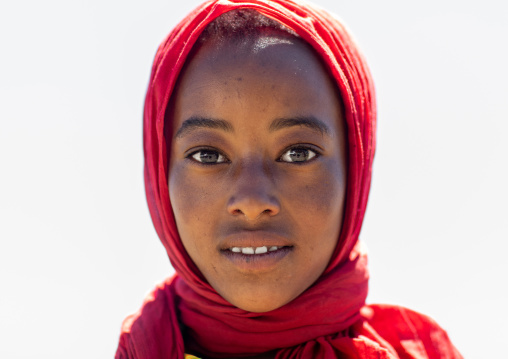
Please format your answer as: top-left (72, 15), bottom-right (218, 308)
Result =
top-left (269, 116), bottom-right (331, 136)
top-left (174, 115), bottom-right (331, 138)
top-left (174, 117), bottom-right (234, 139)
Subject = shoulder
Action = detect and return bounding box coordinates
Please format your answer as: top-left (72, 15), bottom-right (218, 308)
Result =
top-left (115, 276), bottom-right (184, 359)
top-left (361, 304), bottom-right (463, 359)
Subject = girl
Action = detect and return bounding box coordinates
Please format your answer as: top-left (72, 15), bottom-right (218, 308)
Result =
top-left (116, 1), bottom-right (462, 358)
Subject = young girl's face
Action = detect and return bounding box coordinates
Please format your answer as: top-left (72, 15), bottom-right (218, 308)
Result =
top-left (167, 35), bottom-right (347, 312)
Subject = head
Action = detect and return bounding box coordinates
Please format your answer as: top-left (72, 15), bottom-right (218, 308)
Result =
top-left (166, 10), bottom-right (347, 312)
top-left (143, 0), bottom-right (375, 318)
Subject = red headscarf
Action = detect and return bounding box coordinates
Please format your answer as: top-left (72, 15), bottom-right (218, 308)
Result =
top-left (116, 1), bottom-right (463, 358)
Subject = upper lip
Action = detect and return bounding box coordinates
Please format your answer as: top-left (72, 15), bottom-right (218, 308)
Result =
top-left (219, 230), bottom-right (293, 250)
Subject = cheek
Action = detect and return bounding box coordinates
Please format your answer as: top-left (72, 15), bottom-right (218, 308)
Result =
top-left (168, 164), bottom-right (222, 250)
top-left (282, 159), bottom-right (346, 256)
top-left (286, 161), bottom-right (345, 223)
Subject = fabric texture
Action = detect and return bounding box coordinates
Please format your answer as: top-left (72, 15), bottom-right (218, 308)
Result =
top-left (115, 0), bottom-right (463, 358)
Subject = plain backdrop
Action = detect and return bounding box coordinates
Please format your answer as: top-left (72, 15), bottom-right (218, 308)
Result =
top-left (1, 0), bottom-right (506, 358)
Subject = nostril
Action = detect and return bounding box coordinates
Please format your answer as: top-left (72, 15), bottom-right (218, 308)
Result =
top-left (227, 194), bottom-right (281, 219)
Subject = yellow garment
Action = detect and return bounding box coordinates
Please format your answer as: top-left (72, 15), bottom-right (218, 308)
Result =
top-left (184, 355), bottom-right (201, 359)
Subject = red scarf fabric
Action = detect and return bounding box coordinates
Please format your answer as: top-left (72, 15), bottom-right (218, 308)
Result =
top-left (116, 1), bottom-right (462, 358)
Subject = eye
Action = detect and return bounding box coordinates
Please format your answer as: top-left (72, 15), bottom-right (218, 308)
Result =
top-left (190, 149), bottom-right (228, 164)
top-left (279, 147), bottom-right (317, 163)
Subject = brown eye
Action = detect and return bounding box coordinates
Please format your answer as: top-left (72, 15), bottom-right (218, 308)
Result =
top-left (280, 147), bottom-right (317, 163)
top-left (191, 150), bottom-right (227, 164)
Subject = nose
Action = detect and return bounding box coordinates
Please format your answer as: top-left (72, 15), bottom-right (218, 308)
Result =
top-left (226, 161), bottom-right (280, 220)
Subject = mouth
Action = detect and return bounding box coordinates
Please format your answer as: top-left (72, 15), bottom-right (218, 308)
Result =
top-left (227, 245), bottom-right (287, 255)
top-left (219, 231), bottom-right (294, 272)
top-left (220, 246), bottom-right (293, 272)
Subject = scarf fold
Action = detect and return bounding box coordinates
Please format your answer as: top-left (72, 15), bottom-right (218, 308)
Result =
top-left (116, 1), bottom-right (462, 358)
top-left (176, 243), bottom-right (368, 357)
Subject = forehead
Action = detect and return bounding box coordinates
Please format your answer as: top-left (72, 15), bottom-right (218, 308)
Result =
top-left (168, 34), bottom-right (343, 135)
top-left (181, 34), bottom-right (330, 81)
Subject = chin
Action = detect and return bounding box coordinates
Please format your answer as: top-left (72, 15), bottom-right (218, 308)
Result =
top-left (234, 301), bottom-right (285, 313)
top-left (222, 288), bottom-right (297, 313)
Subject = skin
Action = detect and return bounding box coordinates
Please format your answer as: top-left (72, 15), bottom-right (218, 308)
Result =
top-left (167, 34), bottom-right (347, 323)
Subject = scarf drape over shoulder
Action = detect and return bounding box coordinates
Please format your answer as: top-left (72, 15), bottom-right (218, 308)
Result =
top-left (116, 1), bottom-right (462, 358)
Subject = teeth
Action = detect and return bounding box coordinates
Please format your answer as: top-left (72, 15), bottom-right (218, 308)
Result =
top-left (242, 247), bottom-right (255, 254)
top-left (229, 246), bottom-right (279, 254)
top-left (255, 246), bottom-right (267, 254)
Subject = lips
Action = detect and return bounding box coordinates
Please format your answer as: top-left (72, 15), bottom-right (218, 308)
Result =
top-left (219, 231), bottom-right (293, 271)
top-left (219, 230), bottom-right (293, 249)
top-left (229, 245), bottom-right (281, 254)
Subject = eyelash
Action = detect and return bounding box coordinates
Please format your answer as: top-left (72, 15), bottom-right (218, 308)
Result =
top-left (186, 145), bottom-right (320, 165)
top-left (277, 145), bottom-right (320, 164)
top-left (187, 147), bottom-right (229, 165)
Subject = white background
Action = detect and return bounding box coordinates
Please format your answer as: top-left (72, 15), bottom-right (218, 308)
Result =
top-left (1, 0), bottom-right (506, 358)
